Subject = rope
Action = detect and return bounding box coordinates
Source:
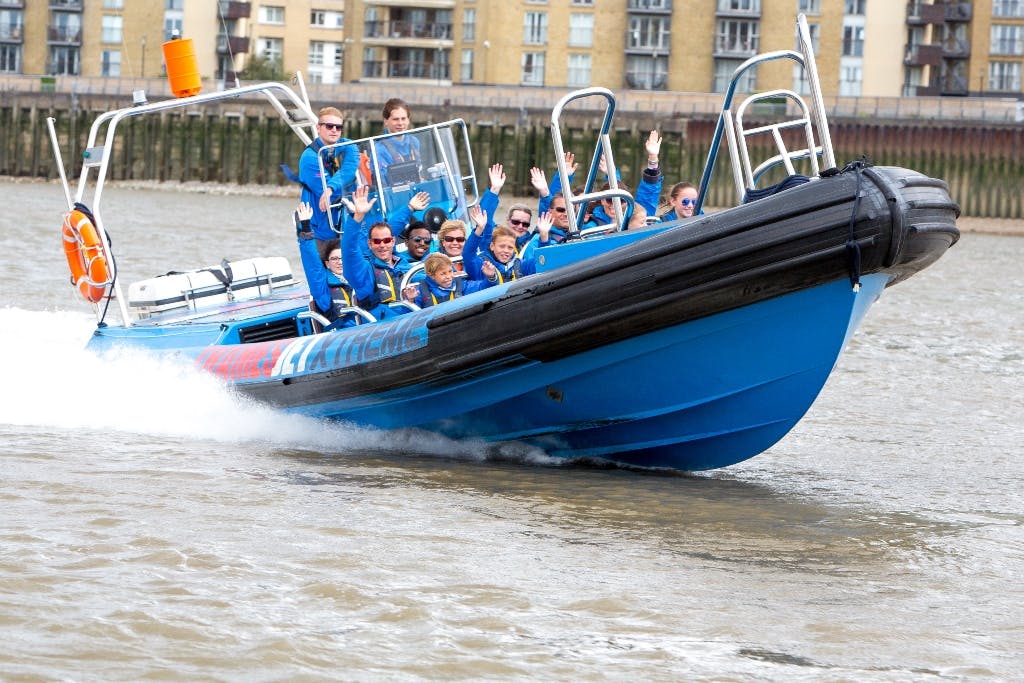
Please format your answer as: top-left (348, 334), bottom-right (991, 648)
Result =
top-left (216, 3), bottom-right (239, 88)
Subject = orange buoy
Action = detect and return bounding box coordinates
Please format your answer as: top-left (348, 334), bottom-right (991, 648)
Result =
top-left (62, 208), bottom-right (110, 304)
top-left (162, 34), bottom-right (201, 98)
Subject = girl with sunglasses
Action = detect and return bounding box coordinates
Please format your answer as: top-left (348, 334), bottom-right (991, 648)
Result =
top-left (660, 182), bottom-right (701, 222)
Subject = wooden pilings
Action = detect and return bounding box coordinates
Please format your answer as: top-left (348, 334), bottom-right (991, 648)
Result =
top-left (3, 94), bottom-right (1021, 218)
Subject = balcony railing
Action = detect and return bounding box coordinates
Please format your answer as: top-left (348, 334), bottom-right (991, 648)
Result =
top-left (942, 37), bottom-right (970, 58)
top-left (47, 26), bottom-right (82, 43)
top-left (49, 0), bottom-right (82, 8)
top-left (364, 20), bottom-right (453, 40)
top-left (0, 0), bottom-right (24, 7)
top-left (904, 42), bottom-right (942, 66)
top-left (627, 0), bottom-right (672, 13)
top-left (713, 35), bottom-right (759, 58)
top-left (0, 23), bottom-right (23, 41)
top-left (906, 1), bottom-right (945, 24)
top-left (362, 59), bottom-right (450, 81)
top-left (945, 2), bottom-right (972, 22)
top-left (218, 1), bottom-right (251, 20)
top-left (216, 35), bottom-right (250, 54)
top-left (625, 71), bottom-right (668, 90)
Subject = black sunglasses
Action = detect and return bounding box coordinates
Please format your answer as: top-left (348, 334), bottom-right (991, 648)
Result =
top-left (319, 122), bottom-right (343, 131)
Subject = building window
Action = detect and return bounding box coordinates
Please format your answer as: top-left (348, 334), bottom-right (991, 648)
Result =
top-left (166, 0), bottom-right (183, 9)
top-left (164, 17), bottom-right (182, 41)
top-left (309, 41), bottom-right (324, 65)
top-left (626, 54), bottom-right (668, 89)
top-left (989, 60), bottom-right (1022, 90)
top-left (463, 8), bottom-right (476, 42)
top-left (628, 16), bottom-right (670, 50)
top-left (259, 37), bottom-right (283, 63)
top-left (101, 49), bottom-right (121, 77)
top-left (716, 19), bottom-right (759, 54)
top-left (0, 44), bottom-right (20, 73)
top-left (798, 0), bottom-right (820, 13)
top-left (311, 10), bottom-right (343, 28)
top-left (0, 10), bottom-right (23, 41)
top-left (838, 64), bottom-right (862, 95)
top-left (461, 48), bottom-right (474, 81)
top-left (49, 46), bottom-right (80, 76)
top-left (569, 13), bottom-right (594, 47)
top-left (259, 6), bottom-right (285, 25)
top-left (842, 25), bottom-right (864, 56)
top-left (103, 0), bottom-right (124, 8)
top-left (713, 58), bottom-right (756, 92)
top-left (796, 21), bottom-right (819, 54)
top-left (522, 51), bottom-right (545, 85)
top-left (572, 0), bottom-right (594, 4)
top-left (991, 24), bottom-right (1024, 56)
top-left (524, 12), bottom-right (547, 45)
top-left (101, 15), bottom-right (122, 44)
top-left (717, 0), bottom-right (760, 11)
top-left (993, 0), bottom-right (1024, 17)
top-left (567, 53), bottom-right (591, 87)
top-left (844, 0), bottom-right (866, 15)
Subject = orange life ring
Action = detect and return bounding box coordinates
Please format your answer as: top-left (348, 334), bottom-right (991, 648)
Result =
top-left (62, 208), bottom-right (110, 303)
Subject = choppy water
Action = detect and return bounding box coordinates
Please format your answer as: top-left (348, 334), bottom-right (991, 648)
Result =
top-left (2, 179), bottom-right (1022, 681)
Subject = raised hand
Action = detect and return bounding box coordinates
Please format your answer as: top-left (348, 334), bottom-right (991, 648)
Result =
top-left (481, 260), bottom-right (497, 281)
top-left (339, 184), bottom-right (377, 221)
top-left (488, 163), bottom-right (506, 194)
top-left (529, 167), bottom-right (549, 197)
top-left (296, 202), bottom-right (313, 221)
top-left (645, 130), bottom-right (662, 163)
top-left (598, 154), bottom-right (608, 176)
top-left (564, 151), bottom-right (578, 175)
top-left (408, 191), bottom-right (430, 212)
top-left (468, 204), bottom-right (487, 234)
top-left (536, 210), bottom-right (553, 242)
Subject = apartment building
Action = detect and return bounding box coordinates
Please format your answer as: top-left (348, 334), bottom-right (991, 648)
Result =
top-left (1, 1), bottom-right (1021, 99)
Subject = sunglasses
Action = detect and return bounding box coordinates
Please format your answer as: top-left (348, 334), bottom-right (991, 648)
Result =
top-left (319, 122), bottom-right (343, 131)
top-left (552, 206), bottom-right (567, 213)
top-left (443, 235), bottom-right (466, 243)
top-left (680, 198), bottom-right (698, 207)
top-left (408, 236), bottom-right (431, 244)
top-left (326, 256), bottom-right (342, 263)
top-left (370, 236), bottom-right (394, 245)
top-left (508, 218), bottom-right (531, 227)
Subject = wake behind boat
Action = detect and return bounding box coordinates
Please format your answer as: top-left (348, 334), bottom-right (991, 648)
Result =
top-left (49, 17), bottom-right (959, 471)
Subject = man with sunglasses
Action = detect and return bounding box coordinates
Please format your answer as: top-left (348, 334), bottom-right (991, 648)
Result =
top-left (659, 182), bottom-right (701, 222)
top-left (340, 186), bottom-right (414, 319)
top-left (289, 107), bottom-right (359, 245)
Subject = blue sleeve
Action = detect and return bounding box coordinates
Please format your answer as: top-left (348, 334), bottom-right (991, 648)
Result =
top-left (326, 140), bottom-right (360, 194)
top-left (480, 189), bottom-right (500, 233)
top-left (341, 216), bottom-right (376, 301)
top-left (463, 229), bottom-right (486, 281)
top-left (297, 147), bottom-right (321, 203)
top-left (461, 277), bottom-right (495, 295)
top-left (297, 232), bottom-right (331, 313)
top-left (387, 202), bottom-right (414, 234)
top-left (636, 168), bottom-right (663, 216)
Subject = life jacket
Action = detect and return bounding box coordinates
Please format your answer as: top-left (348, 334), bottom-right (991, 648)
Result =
top-left (379, 136), bottom-right (416, 163)
top-left (485, 253), bottom-right (522, 284)
top-left (372, 261), bottom-right (404, 304)
top-left (415, 278), bottom-right (466, 309)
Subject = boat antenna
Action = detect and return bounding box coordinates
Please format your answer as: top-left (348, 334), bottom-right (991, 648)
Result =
top-left (216, 2), bottom-right (240, 88)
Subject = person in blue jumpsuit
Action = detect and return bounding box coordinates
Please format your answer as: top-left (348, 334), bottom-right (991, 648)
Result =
top-left (284, 106), bottom-right (360, 245)
top-left (294, 202), bottom-right (366, 329)
top-left (401, 253), bottom-right (497, 309)
top-left (376, 98), bottom-right (421, 185)
top-left (339, 186), bottom-right (413, 319)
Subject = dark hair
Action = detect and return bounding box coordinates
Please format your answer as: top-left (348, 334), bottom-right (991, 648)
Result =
top-left (402, 220), bottom-right (429, 241)
top-left (382, 98), bottom-right (410, 120)
top-left (319, 238), bottom-right (340, 263)
top-left (669, 181), bottom-right (696, 199)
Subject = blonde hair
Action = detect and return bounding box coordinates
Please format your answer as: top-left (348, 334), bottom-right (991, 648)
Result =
top-left (491, 226), bottom-right (516, 244)
top-left (437, 219), bottom-right (467, 242)
top-left (318, 106), bottom-right (343, 121)
top-left (424, 252), bottom-right (453, 276)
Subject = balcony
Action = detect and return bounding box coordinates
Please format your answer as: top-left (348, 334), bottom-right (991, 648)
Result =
top-left (906, 1), bottom-right (944, 25)
top-left (715, 1), bottom-right (760, 18)
top-left (364, 20), bottom-right (453, 41)
top-left (0, 23), bottom-right (22, 41)
top-left (941, 37), bottom-right (970, 58)
top-left (0, 1), bottom-right (24, 7)
top-left (945, 2), bottom-right (971, 22)
top-left (48, 25), bottom-right (81, 44)
top-left (713, 35), bottom-right (759, 59)
top-left (48, 0), bottom-right (81, 8)
top-left (941, 74), bottom-right (968, 95)
top-left (216, 35), bottom-right (250, 54)
top-left (625, 71), bottom-right (668, 90)
top-left (218, 1), bottom-right (251, 20)
top-left (904, 42), bottom-right (942, 66)
top-left (362, 59), bottom-right (450, 81)
top-left (627, 0), bottom-right (672, 13)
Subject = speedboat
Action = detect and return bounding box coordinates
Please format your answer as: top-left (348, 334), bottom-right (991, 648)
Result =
top-left (49, 17), bottom-right (959, 471)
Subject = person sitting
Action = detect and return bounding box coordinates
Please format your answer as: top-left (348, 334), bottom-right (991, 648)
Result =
top-left (294, 202), bottom-right (366, 329)
top-left (401, 221), bottom-right (433, 264)
top-left (284, 106), bottom-right (360, 247)
top-left (471, 163), bottom-right (538, 256)
top-left (401, 253), bottom-right (497, 309)
top-left (659, 182), bottom-right (700, 222)
top-left (376, 97), bottom-right (421, 186)
top-left (581, 131), bottom-right (664, 231)
top-left (464, 206), bottom-right (553, 284)
top-left (339, 186), bottom-right (413, 318)
top-left (436, 219), bottom-right (468, 272)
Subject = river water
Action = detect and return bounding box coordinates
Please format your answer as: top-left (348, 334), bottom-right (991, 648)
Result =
top-left (2, 179), bottom-right (1022, 681)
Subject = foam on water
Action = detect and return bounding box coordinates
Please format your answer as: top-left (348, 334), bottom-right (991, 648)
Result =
top-left (1, 307), bottom-right (559, 466)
